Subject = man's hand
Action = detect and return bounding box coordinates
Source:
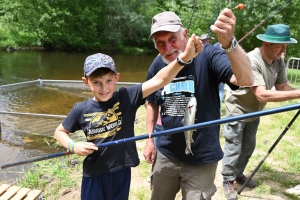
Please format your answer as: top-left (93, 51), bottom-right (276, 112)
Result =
top-left (143, 138), bottom-right (156, 164)
top-left (210, 8), bottom-right (236, 48)
top-left (180, 34), bottom-right (203, 62)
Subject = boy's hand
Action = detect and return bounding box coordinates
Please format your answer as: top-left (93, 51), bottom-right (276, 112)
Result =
top-left (210, 8), bottom-right (236, 49)
top-left (74, 142), bottom-right (98, 156)
top-left (180, 34), bottom-right (203, 62)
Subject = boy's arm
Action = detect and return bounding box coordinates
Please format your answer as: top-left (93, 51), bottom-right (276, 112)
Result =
top-left (54, 123), bottom-right (98, 156)
top-left (141, 34), bottom-right (203, 98)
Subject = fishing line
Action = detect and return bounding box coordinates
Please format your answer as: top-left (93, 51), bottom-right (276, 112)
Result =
top-left (205, 0), bottom-right (221, 38)
top-left (187, 0), bottom-right (198, 32)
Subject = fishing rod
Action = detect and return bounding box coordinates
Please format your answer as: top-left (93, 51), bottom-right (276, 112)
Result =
top-left (238, 109), bottom-right (300, 194)
top-left (205, 0), bottom-right (221, 37)
top-left (187, 0), bottom-right (198, 32)
top-left (238, 0), bottom-right (292, 43)
top-left (2, 103), bottom-right (300, 169)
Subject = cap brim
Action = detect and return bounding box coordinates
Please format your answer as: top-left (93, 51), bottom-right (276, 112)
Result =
top-left (256, 34), bottom-right (298, 44)
top-left (85, 67), bottom-right (117, 76)
top-left (149, 25), bottom-right (181, 39)
top-left (200, 37), bottom-right (214, 40)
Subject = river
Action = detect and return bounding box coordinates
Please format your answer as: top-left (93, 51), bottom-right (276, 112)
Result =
top-left (0, 49), bottom-right (157, 183)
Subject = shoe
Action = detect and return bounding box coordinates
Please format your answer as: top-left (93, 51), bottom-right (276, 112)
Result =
top-left (223, 180), bottom-right (238, 200)
top-left (235, 175), bottom-right (256, 188)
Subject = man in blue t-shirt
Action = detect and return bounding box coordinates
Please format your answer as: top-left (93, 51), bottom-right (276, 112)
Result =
top-left (143, 9), bottom-right (254, 200)
top-left (54, 35), bottom-right (202, 200)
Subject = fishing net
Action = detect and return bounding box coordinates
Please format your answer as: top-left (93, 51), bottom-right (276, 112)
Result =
top-left (0, 112), bottom-right (65, 138)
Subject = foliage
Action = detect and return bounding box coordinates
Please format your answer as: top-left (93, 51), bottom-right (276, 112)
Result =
top-left (0, 0), bottom-right (300, 57)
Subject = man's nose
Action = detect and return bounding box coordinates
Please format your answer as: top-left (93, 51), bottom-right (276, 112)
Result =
top-left (165, 42), bottom-right (172, 51)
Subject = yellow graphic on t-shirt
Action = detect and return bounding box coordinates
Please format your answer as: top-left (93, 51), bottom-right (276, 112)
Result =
top-left (86, 102), bottom-right (122, 140)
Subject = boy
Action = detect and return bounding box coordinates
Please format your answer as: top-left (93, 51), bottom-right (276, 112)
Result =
top-left (54, 34), bottom-right (202, 200)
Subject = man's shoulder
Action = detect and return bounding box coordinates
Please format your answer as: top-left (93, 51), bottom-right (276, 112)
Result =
top-left (148, 56), bottom-right (166, 76)
top-left (247, 48), bottom-right (260, 58)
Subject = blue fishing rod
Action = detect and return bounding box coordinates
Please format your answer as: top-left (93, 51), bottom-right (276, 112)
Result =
top-left (2, 103), bottom-right (300, 169)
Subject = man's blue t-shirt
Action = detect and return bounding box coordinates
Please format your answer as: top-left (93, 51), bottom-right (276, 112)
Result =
top-left (146, 44), bottom-right (238, 164)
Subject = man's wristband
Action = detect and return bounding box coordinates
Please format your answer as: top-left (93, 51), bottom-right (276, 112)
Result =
top-left (176, 53), bottom-right (193, 66)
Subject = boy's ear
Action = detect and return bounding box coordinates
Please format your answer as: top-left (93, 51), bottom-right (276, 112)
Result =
top-left (115, 73), bottom-right (121, 82)
top-left (82, 77), bottom-right (90, 87)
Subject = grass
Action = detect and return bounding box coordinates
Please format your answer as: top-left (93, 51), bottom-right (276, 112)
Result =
top-left (235, 99), bottom-right (300, 199)
top-left (4, 100), bottom-right (300, 199)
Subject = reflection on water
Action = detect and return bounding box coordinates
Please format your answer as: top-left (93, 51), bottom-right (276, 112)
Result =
top-left (0, 50), bottom-right (156, 85)
top-left (0, 84), bottom-right (90, 183)
top-left (1, 85), bottom-right (91, 114)
top-left (0, 50), bottom-right (156, 183)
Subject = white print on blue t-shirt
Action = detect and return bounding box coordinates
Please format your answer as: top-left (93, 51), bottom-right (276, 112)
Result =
top-left (160, 75), bottom-right (195, 117)
top-left (161, 80), bottom-right (194, 95)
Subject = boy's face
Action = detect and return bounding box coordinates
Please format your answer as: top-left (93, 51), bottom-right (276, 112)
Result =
top-left (82, 71), bottom-right (120, 102)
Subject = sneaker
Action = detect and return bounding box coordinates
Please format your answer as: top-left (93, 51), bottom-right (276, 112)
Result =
top-left (223, 180), bottom-right (238, 200)
top-left (235, 175), bottom-right (256, 188)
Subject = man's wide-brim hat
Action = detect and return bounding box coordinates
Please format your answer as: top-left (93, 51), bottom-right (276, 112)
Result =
top-left (149, 11), bottom-right (183, 38)
top-left (256, 24), bottom-right (297, 44)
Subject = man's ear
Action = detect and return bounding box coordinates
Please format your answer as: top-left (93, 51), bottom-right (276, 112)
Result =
top-left (82, 77), bottom-right (90, 87)
top-left (184, 28), bottom-right (188, 41)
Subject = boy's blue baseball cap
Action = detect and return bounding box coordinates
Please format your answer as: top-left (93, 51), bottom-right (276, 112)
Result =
top-left (83, 53), bottom-right (117, 76)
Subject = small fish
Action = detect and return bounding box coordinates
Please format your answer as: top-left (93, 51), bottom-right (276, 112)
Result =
top-left (182, 97), bottom-right (197, 155)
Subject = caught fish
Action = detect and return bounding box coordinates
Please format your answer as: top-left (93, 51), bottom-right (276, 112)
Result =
top-left (182, 97), bottom-right (197, 155)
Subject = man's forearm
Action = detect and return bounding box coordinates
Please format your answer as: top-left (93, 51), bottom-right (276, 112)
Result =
top-left (145, 101), bottom-right (159, 137)
top-left (228, 45), bottom-right (254, 86)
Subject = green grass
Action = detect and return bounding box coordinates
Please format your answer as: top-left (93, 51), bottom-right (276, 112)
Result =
top-left (7, 131), bottom-right (85, 199)
top-left (239, 100), bottom-right (300, 199)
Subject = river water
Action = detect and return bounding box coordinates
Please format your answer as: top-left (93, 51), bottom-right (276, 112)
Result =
top-left (0, 49), bottom-right (157, 183)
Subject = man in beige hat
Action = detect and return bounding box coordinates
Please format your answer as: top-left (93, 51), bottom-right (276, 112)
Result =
top-left (222, 23), bottom-right (298, 200)
top-left (143, 9), bottom-right (254, 200)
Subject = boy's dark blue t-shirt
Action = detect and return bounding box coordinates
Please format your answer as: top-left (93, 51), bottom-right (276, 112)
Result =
top-left (146, 44), bottom-right (238, 164)
top-left (62, 84), bottom-right (144, 177)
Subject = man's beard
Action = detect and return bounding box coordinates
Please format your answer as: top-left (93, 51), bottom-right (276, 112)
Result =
top-left (162, 49), bottom-right (183, 64)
